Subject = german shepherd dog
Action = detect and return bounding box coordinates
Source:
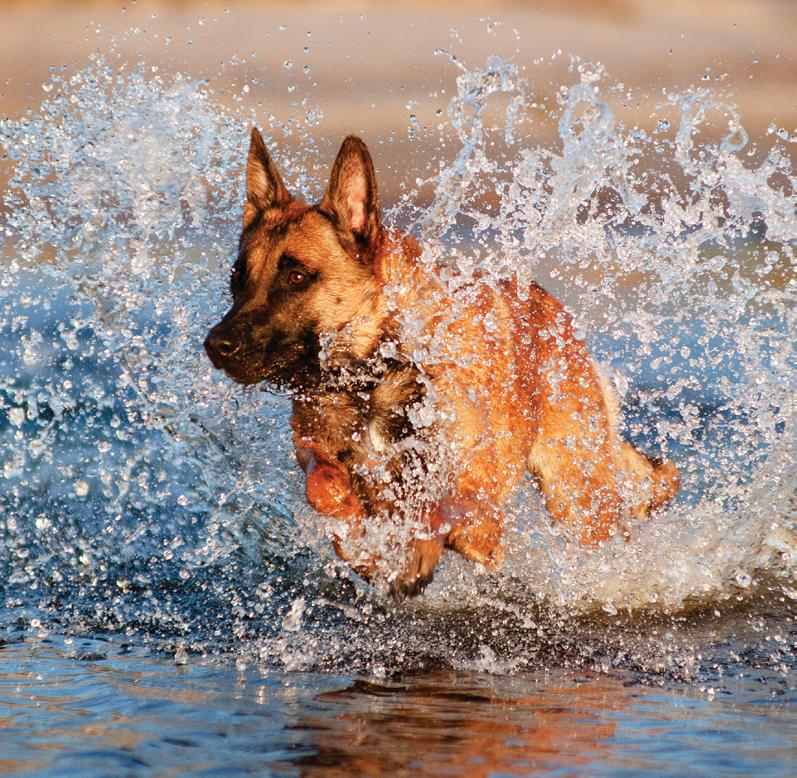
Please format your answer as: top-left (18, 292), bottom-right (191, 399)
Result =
top-left (205, 129), bottom-right (679, 597)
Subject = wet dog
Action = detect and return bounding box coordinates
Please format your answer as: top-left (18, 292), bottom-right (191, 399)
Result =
top-left (205, 129), bottom-right (679, 596)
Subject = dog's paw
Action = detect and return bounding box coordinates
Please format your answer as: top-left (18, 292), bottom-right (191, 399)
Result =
top-left (389, 538), bottom-right (442, 600)
top-left (390, 571), bottom-right (434, 601)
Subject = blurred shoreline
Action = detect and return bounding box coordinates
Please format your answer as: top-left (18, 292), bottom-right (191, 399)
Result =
top-left (0, 0), bottom-right (794, 204)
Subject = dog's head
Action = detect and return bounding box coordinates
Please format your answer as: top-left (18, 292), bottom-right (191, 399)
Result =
top-left (204, 129), bottom-right (387, 388)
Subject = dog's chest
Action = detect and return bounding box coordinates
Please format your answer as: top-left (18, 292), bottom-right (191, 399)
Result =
top-left (292, 364), bottom-right (425, 466)
top-left (361, 364), bottom-right (425, 454)
top-left (366, 415), bottom-right (390, 454)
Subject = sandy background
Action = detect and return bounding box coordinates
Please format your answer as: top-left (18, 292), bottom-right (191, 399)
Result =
top-left (0, 0), bottom-right (795, 201)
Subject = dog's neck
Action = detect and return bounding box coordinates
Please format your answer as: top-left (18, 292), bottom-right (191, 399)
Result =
top-left (290, 230), bottom-right (426, 401)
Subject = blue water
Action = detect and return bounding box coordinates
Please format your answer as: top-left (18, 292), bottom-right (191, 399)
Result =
top-left (1, 40), bottom-right (795, 777)
top-left (2, 634), bottom-right (795, 776)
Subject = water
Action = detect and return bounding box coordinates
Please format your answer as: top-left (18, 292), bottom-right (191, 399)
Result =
top-left (1, 634), bottom-right (794, 777)
top-left (0, 34), bottom-right (795, 776)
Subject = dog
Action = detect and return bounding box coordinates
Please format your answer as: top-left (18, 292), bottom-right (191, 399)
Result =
top-left (204, 129), bottom-right (679, 597)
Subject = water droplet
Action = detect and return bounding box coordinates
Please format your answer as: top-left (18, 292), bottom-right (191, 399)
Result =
top-left (73, 480), bottom-right (90, 498)
top-left (34, 515), bottom-right (52, 531)
top-left (734, 571), bottom-right (752, 589)
top-left (281, 596), bottom-right (304, 631)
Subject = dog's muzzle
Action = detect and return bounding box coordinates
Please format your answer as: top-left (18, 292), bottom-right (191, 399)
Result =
top-left (204, 324), bottom-right (242, 369)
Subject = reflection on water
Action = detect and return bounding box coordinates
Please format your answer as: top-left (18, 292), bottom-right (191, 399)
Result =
top-left (1, 636), bottom-right (794, 777)
top-left (298, 678), bottom-right (620, 776)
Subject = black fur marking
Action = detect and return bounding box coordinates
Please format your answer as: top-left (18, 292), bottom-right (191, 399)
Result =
top-left (309, 205), bottom-right (336, 224)
top-left (240, 208), bottom-right (264, 243)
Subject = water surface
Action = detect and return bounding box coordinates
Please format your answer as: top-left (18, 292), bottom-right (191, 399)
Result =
top-left (0, 15), bottom-right (795, 777)
top-left (2, 628), bottom-right (795, 777)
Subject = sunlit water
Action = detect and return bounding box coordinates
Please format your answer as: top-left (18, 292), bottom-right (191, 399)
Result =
top-left (0, 43), bottom-right (794, 776)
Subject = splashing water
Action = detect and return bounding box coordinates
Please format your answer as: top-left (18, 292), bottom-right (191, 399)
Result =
top-left (0, 50), bottom-right (794, 679)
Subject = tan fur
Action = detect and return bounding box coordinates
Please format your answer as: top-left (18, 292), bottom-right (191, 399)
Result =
top-left (205, 131), bottom-right (680, 597)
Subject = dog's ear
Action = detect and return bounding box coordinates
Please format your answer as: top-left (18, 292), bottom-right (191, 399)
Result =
top-left (246, 127), bottom-right (291, 215)
top-left (321, 136), bottom-right (382, 249)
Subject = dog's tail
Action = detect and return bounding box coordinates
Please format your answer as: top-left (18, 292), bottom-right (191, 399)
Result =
top-left (599, 370), bottom-right (680, 517)
top-left (646, 455), bottom-right (680, 513)
top-left (619, 441), bottom-right (680, 518)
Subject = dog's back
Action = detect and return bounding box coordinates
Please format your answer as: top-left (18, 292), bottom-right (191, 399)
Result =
top-left (378, 243), bottom-right (679, 554)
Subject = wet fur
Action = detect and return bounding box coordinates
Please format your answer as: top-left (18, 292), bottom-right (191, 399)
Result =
top-left (205, 130), bottom-right (680, 597)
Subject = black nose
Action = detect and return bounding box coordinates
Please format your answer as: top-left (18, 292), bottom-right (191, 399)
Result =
top-left (204, 330), bottom-right (240, 366)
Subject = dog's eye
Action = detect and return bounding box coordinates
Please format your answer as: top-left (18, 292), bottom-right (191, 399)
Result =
top-left (289, 270), bottom-right (307, 285)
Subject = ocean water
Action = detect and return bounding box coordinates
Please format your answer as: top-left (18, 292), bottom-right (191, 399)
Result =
top-left (0, 34), bottom-right (795, 777)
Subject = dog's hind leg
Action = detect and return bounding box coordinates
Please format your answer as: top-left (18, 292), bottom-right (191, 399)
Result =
top-left (529, 436), bottom-right (624, 544)
top-left (598, 371), bottom-right (679, 520)
top-left (528, 410), bottom-right (678, 543)
top-left (527, 368), bottom-right (626, 544)
top-left (440, 496), bottom-right (506, 568)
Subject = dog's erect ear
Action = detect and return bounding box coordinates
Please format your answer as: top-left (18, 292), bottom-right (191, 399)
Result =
top-left (246, 127), bottom-right (291, 212)
top-left (321, 136), bottom-right (382, 248)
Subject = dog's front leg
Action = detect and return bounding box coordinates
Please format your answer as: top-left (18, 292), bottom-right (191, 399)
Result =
top-left (393, 494), bottom-right (505, 598)
top-left (391, 536), bottom-right (444, 600)
top-left (295, 440), bottom-right (379, 580)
